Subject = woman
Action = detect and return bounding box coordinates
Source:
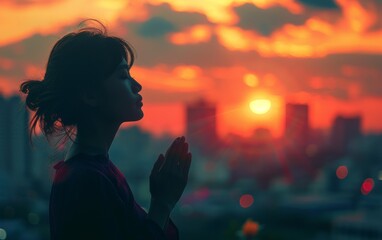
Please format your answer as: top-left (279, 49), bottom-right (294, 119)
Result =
top-left (19, 19), bottom-right (192, 240)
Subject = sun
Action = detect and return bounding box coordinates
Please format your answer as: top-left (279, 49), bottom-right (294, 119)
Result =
top-left (249, 99), bottom-right (272, 114)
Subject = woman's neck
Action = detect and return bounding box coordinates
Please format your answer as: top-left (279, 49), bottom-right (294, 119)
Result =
top-left (64, 120), bottom-right (120, 161)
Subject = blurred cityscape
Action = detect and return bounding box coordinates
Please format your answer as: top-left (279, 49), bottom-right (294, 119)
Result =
top-left (1, 94), bottom-right (382, 240)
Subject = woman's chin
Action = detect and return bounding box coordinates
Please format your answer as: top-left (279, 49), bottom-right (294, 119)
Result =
top-left (123, 111), bottom-right (144, 122)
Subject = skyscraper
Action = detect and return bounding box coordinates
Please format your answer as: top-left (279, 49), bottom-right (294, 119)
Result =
top-left (186, 99), bottom-right (218, 155)
top-left (0, 94), bottom-right (32, 184)
top-left (284, 103), bottom-right (311, 184)
top-left (284, 103), bottom-right (310, 150)
top-left (330, 115), bottom-right (362, 154)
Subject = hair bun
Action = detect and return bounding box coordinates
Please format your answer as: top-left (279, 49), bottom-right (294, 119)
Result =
top-left (19, 80), bottom-right (47, 111)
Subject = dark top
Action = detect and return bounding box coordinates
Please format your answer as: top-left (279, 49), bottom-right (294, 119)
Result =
top-left (49, 152), bottom-right (179, 240)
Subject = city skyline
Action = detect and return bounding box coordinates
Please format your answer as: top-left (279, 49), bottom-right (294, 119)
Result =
top-left (0, 92), bottom-right (368, 140)
top-left (0, 85), bottom-right (381, 240)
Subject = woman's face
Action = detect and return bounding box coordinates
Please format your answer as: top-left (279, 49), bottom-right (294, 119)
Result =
top-left (97, 58), bottom-right (143, 123)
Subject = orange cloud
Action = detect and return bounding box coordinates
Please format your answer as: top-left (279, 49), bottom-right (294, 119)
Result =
top-left (0, 77), bottom-right (17, 97)
top-left (148, 0), bottom-right (303, 24)
top-left (116, 1), bottom-right (151, 23)
top-left (336, 0), bottom-right (378, 33)
top-left (215, 3), bottom-right (382, 58)
top-left (0, 58), bottom-right (15, 70)
top-left (169, 25), bottom-right (212, 45)
top-left (215, 26), bottom-right (317, 57)
top-left (239, 0), bottom-right (303, 13)
top-left (0, 0), bottom-right (128, 46)
top-left (148, 0), bottom-right (238, 24)
top-left (131, 65), bottom-right (212, 92)
top-left (24, 64), bottom-right (45, 79)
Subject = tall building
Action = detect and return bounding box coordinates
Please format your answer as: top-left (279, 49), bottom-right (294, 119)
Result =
top-left (0, 94), bottom-right (32, 185)
top-left (330, 115), bottom-right (362, 154)
top-left (283, 103), bottom-right (311, 184)
top-left (284, 103), bottom-right (310, 150)
top-left (186, 99), bottom-right (218, 155)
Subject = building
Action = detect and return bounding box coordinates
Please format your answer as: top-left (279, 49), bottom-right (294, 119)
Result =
top-left (284, 103), bottom-right (310, 149)
top-left (283, 103), bottom-right (312, 184)
top-left (330, 115), bottom-right (362, 155)
top-left (0, 94), bottom-right (32, 187)
top-left (332, 211), bottom-right (382, 240)
top-left (185, 99), bottom-right (219, 156)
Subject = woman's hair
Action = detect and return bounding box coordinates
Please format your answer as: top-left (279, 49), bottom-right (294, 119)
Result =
top-left (19, 18), bottom-right (135, 147)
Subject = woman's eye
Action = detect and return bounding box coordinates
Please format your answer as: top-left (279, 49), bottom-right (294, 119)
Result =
top-left (121, 74), bottom-right (129, 79)
top-left (120, 70), bottom-right (132, 79)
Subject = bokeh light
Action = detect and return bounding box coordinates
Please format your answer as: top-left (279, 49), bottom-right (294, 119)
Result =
top-left (0, 228), bottom-right (6, 240)
top-left (243, 73), bottom-right (259, 87)
top-left (361, 178), bottom-right (374, 195)
top-left (336, 166), bottom-right (348, 180)
top-left (242, 218), bottom-right (260, 236)
top-left (240, 194), bottom-right (254, 208)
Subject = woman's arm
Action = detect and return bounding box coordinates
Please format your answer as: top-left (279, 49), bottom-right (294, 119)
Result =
top-left (51, 168), bottom-right (177, 240)
top-left (147, 136), bottom-right (192, 238)
top-left (147, 198), bottom-right (171, 230)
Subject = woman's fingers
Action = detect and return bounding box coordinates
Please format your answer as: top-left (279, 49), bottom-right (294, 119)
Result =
top-left (184, 142), bottom-right (189, 153)
top-left (182, 152), bottom-right (192, 178)
top-left (175, 137), bottom-right (189, 171)
top-left (151, 154), bottom-right (165, 174)
top-left (163, 136), bottom-right (191, 177)
top-left (163, 137), bottom-right (180, 172)
top-left (165, 137), bottom-right (180, 159)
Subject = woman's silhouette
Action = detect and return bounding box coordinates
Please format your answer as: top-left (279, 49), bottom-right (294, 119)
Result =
top-left (19, 19), bottom-right (192, 240)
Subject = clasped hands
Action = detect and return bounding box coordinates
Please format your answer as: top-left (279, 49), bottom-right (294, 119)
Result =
top-left (149, 136), bottom-right (192, 212)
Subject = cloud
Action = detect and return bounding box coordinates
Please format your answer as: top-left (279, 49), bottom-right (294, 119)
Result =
top-left (297, 0), bottom-right (339, 9)
top-left (270, 53), bottom-right (382, 99)
top-left (144, 3), bottom-right (210, 27)
top-left (1, 0), bottom-right (66, 6)
top-left (1, 1), bottom-right (382, 106)
top-left (233, 3), bottom-right (308, 36)
top-left (137, 17), bottom-right (178, 38)
top-left (0, 33), bottom-right (58, 64)
top-left (0, 0), bottom-right (125, 46)
top-left (169, 25), bottom-right (212, 45)
top-left (129, 3), bottom-right (211, 39)
top-left (214, 7), bottom-right (382, 57)
top-left (147, 0), bottom-right (304, 23)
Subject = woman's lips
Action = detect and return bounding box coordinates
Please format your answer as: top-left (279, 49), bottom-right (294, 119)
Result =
top-left (136, 95), bottom-right (143, 106)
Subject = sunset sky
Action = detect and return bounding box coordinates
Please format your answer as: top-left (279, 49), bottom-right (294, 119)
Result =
top-left (1, 0), bottom-right (382, 138)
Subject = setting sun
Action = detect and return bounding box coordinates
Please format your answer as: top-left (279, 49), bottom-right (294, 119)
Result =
top-left (249, 99), bottom-right (272, 115)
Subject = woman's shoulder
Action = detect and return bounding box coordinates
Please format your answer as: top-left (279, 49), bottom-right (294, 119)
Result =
top-left (52, 153), bottom-right (113, 186)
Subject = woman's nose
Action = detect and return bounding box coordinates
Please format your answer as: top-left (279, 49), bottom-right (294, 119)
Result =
top-left (134, 80), bottom-right (142, 93)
